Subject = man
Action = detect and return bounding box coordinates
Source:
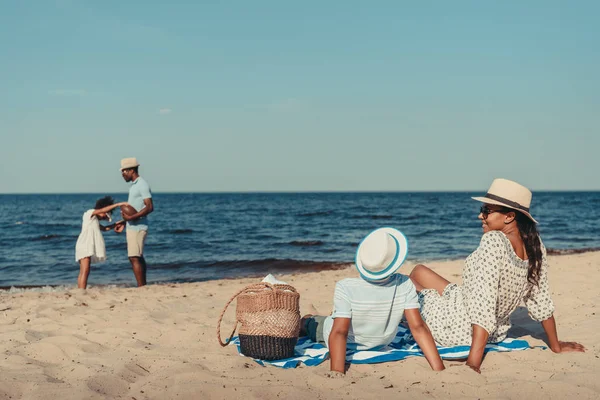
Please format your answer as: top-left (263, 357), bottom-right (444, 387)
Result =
top-left (120, 157), bottom-right (154, 286)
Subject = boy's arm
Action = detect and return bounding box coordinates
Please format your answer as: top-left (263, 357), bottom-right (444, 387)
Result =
top-left (328, 317), bottom-right (350, 374)
top-left (404, 308), bottom-right (445, 371)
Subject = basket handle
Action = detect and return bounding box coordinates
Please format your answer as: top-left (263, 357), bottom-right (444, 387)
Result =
top-left (216, 282), bottom-right (279, 346)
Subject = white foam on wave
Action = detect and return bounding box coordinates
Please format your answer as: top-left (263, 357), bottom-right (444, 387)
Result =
top-left (4, 285), bottom-right (72, 294)
top-left (2, 283), bottom-right (126, 294)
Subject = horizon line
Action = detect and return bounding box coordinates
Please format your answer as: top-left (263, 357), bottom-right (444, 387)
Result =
top-left (1, 189), bottom-right (599, 195)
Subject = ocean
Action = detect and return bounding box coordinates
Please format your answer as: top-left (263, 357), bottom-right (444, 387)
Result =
top-left (1, 192), bottom-right (599, 289)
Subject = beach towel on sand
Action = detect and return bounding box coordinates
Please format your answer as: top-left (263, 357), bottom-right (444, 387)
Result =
top-left (230, 325), bottom-right (542, 369)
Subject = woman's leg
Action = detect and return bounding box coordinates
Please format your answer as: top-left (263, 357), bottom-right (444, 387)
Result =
top-left (77, 257), bottom-right (91, 289)
top-left (409, 264), bottom-right (450, 295)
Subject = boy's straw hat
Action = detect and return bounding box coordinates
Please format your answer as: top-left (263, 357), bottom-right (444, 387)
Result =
top-left (471, 178), bottom-right (537, 223)
top-left (120, 157), bottom-right (140, 171)
top-left (355, 227), bottom-right (408, 282)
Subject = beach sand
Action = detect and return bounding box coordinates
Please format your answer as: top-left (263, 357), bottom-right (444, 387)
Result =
top-left (1, 252), bottom-right (598, 400)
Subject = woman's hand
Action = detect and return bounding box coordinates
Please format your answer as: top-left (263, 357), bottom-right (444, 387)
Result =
top-left (541, 316), bottom-right (586, 354)
top-left (551, 341), bottom-right (586, 353)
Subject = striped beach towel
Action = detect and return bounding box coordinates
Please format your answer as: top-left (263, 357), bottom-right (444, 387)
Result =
top-left (230, 325), bottom-right (541, 369)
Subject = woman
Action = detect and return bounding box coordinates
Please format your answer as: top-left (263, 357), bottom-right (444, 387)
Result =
top-left (410, 178), bottom-right (585, 373)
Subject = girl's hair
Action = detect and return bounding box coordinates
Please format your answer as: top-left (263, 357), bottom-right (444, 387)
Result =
top-left (94, 196), bottom-right (115, 210)
top-left (514, 210), bottom-right (543, 286)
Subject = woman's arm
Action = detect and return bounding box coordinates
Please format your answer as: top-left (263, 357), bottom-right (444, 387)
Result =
top-left (465, 324), bottom-right (489, 373)
top-left (463, 232), bottom-right (506, 373)
top-left (541, 315), bottom-right (585, 353)
top-left (404, 308), bottom-right (444, 371)
top-left (328, 317), bottom-right (350, 373)
top-left (91, 202), bottom-right (128, 217)
top-left (527, 243), bottom-right (585, 353)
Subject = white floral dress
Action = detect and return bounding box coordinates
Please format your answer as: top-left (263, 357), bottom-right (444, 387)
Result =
top-left (419, 230), bottom-right (555, 346)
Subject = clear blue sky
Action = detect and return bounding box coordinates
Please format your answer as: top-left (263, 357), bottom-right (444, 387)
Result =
top-left (1, 1), bottom-right (598, 193)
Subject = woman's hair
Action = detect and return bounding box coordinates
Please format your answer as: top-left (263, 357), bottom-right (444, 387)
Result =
top-left (94, 196), bottom-right (115, 210)
top-left (513, 210), bottom-right (543, 286)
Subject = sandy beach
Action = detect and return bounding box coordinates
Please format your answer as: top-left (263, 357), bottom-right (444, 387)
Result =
top-left (1, 252), bottom-right (598, 400)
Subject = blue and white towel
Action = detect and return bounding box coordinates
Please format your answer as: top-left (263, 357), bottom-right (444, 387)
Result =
top-left (230, 326), bottom-right (541, 369)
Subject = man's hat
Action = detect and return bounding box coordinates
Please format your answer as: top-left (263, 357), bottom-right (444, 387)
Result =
top-left (120, 157), bottom-right (140, 171)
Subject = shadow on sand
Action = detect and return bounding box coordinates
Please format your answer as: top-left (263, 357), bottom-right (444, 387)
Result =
top-left (506, 306), bottom-right (547, 342)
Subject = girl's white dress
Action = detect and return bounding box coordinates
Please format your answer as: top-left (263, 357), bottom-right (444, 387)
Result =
top-left (75, 210), bottom-right (106, 263)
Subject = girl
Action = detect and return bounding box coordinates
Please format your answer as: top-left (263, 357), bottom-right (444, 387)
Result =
top-left (75, 196), bottom-right (127, 289)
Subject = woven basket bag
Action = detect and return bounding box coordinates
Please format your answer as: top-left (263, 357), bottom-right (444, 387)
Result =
top-left (217, 282), bottom-right (301, 360)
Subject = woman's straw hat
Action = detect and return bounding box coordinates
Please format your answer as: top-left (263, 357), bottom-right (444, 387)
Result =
top-left (472, 178), bottom-right (537, 223)
top-left (355, 227), bottom-right (409, 282)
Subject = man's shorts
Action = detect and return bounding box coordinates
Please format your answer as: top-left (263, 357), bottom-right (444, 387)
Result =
top-left (127, 230), bottom-right (147, 257)
top-left (305, 315), bottom-right (327, 343)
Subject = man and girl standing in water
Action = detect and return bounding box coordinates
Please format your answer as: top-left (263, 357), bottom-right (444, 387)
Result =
top-left (75, 157), bottom-right (153, 289)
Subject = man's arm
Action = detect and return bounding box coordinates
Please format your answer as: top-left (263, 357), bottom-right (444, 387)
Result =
top-left (328, 317), bottom-right (350, 373)
top-left (122, 198), bottom-right (154, 221)
top-left (404, 308), bottom-right (445, 371)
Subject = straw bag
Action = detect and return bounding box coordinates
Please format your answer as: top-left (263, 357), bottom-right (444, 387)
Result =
top-left (217, 282), bottom-right (301, 360)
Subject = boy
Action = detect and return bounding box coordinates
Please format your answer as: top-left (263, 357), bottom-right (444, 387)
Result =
top-left (301, 227), bottom-right (444, 374)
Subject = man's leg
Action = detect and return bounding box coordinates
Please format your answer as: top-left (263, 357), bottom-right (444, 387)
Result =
top-left (127, 229), bottom-right (148, 287)
top-left (129, 256), bottom-right (147, 287)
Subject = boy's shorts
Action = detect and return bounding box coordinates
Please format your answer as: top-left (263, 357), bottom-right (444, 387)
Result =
top-left (305, 315), bottom-right (327, 343)
top-left (127, 230), bottom-right (147, 257)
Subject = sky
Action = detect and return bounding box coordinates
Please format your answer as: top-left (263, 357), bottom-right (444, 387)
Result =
top-left (0, 1), bottom-right (598, 193)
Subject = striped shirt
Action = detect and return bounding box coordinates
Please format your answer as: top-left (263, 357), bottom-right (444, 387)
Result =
top-left (322, 273), bottom-right (420, 350)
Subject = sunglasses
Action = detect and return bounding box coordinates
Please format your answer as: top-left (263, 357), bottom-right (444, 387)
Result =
top-left (480, 205), bottom-right (506, 219)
